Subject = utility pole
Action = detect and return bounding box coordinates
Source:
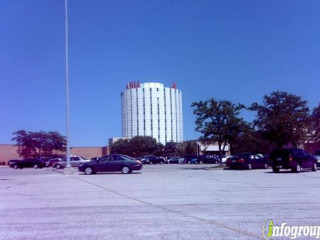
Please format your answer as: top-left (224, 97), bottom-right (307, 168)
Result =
top-left (64, 0), bottom-right (71, 173)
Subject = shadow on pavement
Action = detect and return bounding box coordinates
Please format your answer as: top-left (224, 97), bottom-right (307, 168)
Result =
top-left (180, 165), bottom-right (225, 171)
top-left (264, 170), bottom-right (311, 174)
top-left (78, 172), bottom-right (143, 175)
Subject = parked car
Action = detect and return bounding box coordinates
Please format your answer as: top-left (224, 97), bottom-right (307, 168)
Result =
top-left (199, 155), bottom-right (220, 164)
top-left (139, 155), bottom-right (164, 164)
top-left (46, 158), bottom-right (62, 167)
top-left (226, 153), bottom-right (269, 170)
top-left (38, 156), bottom-right (51, 166)
top-left (166, 156), bottom-right (184, 164)
top-left (221, 155), bottom-right (232, 164)
top-left (270, 148), bottom-right (317, 173)
top-left (313, 150), bottom-right (320, 167)
top-left (53, 156), bottom-right (91, 169)
top-left (189, 157), bottom-right (199, 164)
top-left (9, 159), bottom-right (45, 169)
top-left (184, 155), bottom-right (198, 164)
top-left (183, 155), bottom-right (219, 164)
top-left (8, 159), bottom-right (20, 166)
top-left (78, 154), bottom-right (143, 175)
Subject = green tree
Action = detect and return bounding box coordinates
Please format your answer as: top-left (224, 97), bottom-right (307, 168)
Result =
top-left (110, 139), bottom-right (131, 156)
top-left (30, 131), bottom-right (49, 157)
top-left (310, 103), bottom-right (320, 142)
top-left (192, 98), bottom-right (245, 158)
top-left (111, 136), bottom-right (161, 157)
top-left (173, 141), bottom-right (197, 156)
top-left (182, 141), bottom-right (197, 155)
top-left (12, 130), bottom-right (35, 158)
top-left (153, 143), bottom-right (164, 156)
top-left (163, 141), bottom-right (178, 156)
top-left (129, 136), bottom-right (160, 157)
top-left (12, 130), bottom-right (66, 158)
top-left (230, 127), bottom-right (275, 154)
top-left (250, 91), bottom-right (309, 148)
top-left (48, 131), bottom-right (67, 155)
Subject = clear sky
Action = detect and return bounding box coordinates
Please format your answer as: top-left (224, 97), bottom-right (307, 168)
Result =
top-left (1, 0), bottom-right (319, 147)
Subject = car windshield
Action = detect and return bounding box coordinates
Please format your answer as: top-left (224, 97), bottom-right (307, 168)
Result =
top-left (121, 155), bottom-right (135, 161)
top-left (271, 150), bottom-right (290, 158)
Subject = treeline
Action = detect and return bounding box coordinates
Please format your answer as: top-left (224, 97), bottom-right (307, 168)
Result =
top-left (110, 136), bottom-right (197, 158)
top-left (192, 91), bottom-right (320, 154)
top-left (12, 130), bottom-right (66, 159)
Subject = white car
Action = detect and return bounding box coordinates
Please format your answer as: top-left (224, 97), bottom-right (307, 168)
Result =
top-left (221, 155), bottom-right (232, 164)
top-left (54, 156), bottom-right (91, 169)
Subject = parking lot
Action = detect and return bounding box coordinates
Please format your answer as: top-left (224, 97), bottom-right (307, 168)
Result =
top-left (1, 165), bottom-right (320, 240)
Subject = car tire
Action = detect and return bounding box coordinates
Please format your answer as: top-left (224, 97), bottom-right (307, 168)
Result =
top-left (272, 167), bottom-right (280, 173)
top-left (248, 163), bottom-right (253, 170)
top-left (55, 164), bottom-right (61, 169)
top-left (293, 164), bottom-right (301, 173)
top-left (312, 162), bottom-right (317, 172)
top-left (34, 164), bottom-right (39, 169)
top-left (13, 164), bottom-right (18, 169)
top-left (121, 166), bottom-right (130, 174)
top-left (84, 167), bottom-right (93, 175)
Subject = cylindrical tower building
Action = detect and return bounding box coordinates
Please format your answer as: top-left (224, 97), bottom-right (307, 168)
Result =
top-left (121, 82), bottom-right (183, 144)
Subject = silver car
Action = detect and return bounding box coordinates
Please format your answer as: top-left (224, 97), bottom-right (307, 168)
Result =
top-left (54, 156), bottom-right (91, 169)
top-left (314, 150), bottom-right (320, 167)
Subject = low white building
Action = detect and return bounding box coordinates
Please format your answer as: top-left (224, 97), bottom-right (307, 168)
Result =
top-left (197, 142), bottom-right (230, 155)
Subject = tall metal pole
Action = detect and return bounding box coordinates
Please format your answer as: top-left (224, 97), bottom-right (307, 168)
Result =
top-left (65, 0), bottom-right (71, 168)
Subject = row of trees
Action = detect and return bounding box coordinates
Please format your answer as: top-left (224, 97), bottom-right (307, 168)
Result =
top-left (111, 136), bottom-right (197, 158)
top-left (12, 132), bottom-right (197, 159)
top-left (12, 130), bottom-right (66, 159)
top-left (192, 91), bottom-right (320, 155)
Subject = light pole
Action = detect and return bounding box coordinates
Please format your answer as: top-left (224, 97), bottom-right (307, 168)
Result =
top-left (64, 0), bottom-right (71, 171)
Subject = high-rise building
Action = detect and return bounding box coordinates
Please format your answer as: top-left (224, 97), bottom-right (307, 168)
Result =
top-left (121, 82), bottom-right (183, 145)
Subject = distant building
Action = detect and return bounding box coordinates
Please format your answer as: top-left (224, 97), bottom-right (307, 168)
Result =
top-left (121, 82), bottom-right (183, 145)
top-left (0, 144), bottom-right (108, 164)
top-left (197, 142), bottom-right (230, 156)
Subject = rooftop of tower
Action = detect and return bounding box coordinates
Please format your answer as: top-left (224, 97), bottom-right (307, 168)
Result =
top-left (125, 81), bottom-right (178, 90)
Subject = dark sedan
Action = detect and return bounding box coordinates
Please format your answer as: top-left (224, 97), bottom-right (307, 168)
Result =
top-left (270, 148), bottom-right (317, 173)
top-left (9, 159), bottom-right (45, 169)
top-left (139, 155), bottom-right (164, 165)
top-left (226, 153), bottom-right (269, 170)
top-left (78, 154), bottom-right (143, 175)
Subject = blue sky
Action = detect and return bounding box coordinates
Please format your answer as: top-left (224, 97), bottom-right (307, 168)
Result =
top-left (0, 0), bottom-right (319, 146)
